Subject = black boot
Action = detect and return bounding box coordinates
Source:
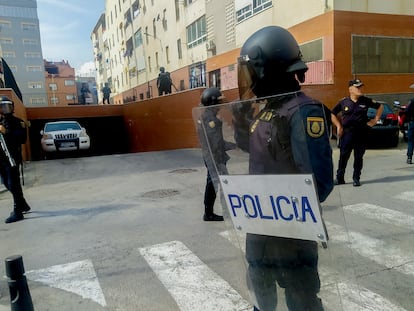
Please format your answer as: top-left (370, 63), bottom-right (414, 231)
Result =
top-left (407, 157), bottom-right (412, 164)
top-left (5, 210), bottom-right (24, 224)
top-left (334, 177), bottom-right (345, 185)
top-left (15, 199), bottom-right (31, 213)
top-left (203, 213), bottom-right (224, 221)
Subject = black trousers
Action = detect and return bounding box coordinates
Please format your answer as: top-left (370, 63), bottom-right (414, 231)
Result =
top-left (203, 170), bottom-right (216, 216)
top-left (337, 128), bottom-right (367, 180)
top-left (0, 163), bottom-right (25, 210)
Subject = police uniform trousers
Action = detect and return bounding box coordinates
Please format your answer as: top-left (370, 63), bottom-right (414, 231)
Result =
top-left (407, 121), bottom-right (414, 158)
top-left (204, 169), bottom-right (217, 216)
top-left (337, 126), bottom-right (367, 181)
top-left (0, 163), bottom-right (26, 210)
top-left (246, 235), bottom-right (323, 311)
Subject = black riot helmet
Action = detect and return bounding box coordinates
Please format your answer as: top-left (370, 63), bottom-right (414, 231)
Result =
top-left (0, 96), bottom-right (15, 115)
top-left (238, 26), bottom-right (308, 99)
top-left (200, 87), bottom-right (224, 106)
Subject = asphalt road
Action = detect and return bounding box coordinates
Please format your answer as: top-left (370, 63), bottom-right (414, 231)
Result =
top-left (0, 139), bottom-right (413, 311)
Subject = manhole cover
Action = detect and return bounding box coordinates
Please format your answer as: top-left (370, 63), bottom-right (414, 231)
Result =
top-left (141, 189), bottom-right (180, 198)
top-left (169, 168), bottom-right (198, 174)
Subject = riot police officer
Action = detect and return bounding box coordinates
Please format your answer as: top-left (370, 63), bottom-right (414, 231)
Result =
top-left (197, 88), bottom-right (235, 221)
top-left (234, 26), bottom-right (333, 311)
top-left (0, 96), bottom-right (31, 223)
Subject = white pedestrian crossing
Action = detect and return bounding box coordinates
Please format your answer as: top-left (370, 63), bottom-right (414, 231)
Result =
top-left (343, 203), bottom-right (414, 229)
top-left (139, 240), bottom-right (252, 311)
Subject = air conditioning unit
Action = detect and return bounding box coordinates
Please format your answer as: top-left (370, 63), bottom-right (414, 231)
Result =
top-left (206, 40), bottom-right (216, 51)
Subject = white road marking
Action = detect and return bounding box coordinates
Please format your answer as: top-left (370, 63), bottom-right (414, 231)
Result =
top-left (327, 222), bottom-right (414, 276)
top-left (394, 191), bottom-right (414, 202)
top-left (220, 230), bottom-right (408, 311)
top-left (343, 203), bottom-right (414, 229)
top-left (25, 259), bottom-right (106, 307)
top-left (139, 240), bottom-right (251, 311)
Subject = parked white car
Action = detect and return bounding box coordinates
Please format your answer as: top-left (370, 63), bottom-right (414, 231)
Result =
top-left (41, 121), bottom-right (90, 152)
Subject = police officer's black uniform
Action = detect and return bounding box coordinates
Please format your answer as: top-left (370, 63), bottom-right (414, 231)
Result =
top-left (0, 97), bottom-right (31, 223)
top-left (197, 88), bottom-right (235, 221)
top-left (405, 98), bottom-right (414, 164)
top-left (234, 26), bottom-right (333, 311)
top-left (331, 83), bottom-right (381, 185)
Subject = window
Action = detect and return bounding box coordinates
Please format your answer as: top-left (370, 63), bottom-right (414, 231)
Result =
top-left (64, 80), bottom-right (75, 86)
top-left (166, 46), bottom-right (170, 64)
top-left (189, 62), bottom-right (206, 88)
top-left (23, 38), bottom-right (38, 45)
top-left (3, 51), bottom-right (15, 58)
top-left (352, 35), bottom-right (414, 74)
top-left (51, 97), bottom-right (59, 105)
top-left (177, 39), bottom-right (182, 59)
top-left (28, 82), bottom-right (43, 89)
top-left (236, 0), bottom-right (272, 23)
top-left (0, 38), bottom-right (13, 45)
top-left (49, 83), bottom-right (57, 91)
top-left (253, 0), bottom-right (272, 14)
top-left (27, 66), bottom-right (42, 72)
top-left (0, 20), bottom-right (11, 29)
top-left (186, 16), bottom-right (207, 48)
top-left (21, 23), bottom-right (36, 30)
top-left (300, 39), bottom-right (323, 63)
top-left (31, 98), bottom-right (46, 105)
top-left (132, 1), bottom-right (140, 18)
top-left (24, 52), bottom-right (41, 58)
top-left (134, 29), bottom-right (143, 47)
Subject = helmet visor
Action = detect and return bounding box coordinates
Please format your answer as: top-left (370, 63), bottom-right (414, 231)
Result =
top-left (0, 100), bottom-right (14, 114)
top-left (237, 55), bottom-right (257, 101)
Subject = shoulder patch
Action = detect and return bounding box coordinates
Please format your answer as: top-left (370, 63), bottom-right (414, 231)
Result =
top-left (208, 121), bottom-right (215, 128)
top-left (307, 117), bottom-right (325, 138)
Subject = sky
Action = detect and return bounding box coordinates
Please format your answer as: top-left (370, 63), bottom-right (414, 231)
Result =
top-left (37, 0), bottom-right (105, 76)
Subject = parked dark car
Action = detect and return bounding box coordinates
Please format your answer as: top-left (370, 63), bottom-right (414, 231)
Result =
top-left (366, 102), bottom-right (399, 148)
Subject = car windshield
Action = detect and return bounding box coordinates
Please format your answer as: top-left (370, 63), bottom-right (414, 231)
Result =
top-left (45, 122), bottom-right (81, 132)
top-left (367, 103), bottom-right (393, 119)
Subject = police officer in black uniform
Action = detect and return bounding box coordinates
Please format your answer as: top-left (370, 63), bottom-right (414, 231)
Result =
top-left (331, 79), bottom-right (383, 186)
top-left (404, 97), bottom-right (414, 164)
top-left (234, 26), bottom-right (333, 311)
top-left (157, 67), bottom-right (172, 96)
top-left (0, 96), bottom-right (31, 223)
top-left (197, 87), bottom-right (235, 221)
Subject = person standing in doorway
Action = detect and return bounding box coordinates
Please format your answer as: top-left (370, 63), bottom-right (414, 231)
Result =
top-left (331, 79), bottom-right (383, 186)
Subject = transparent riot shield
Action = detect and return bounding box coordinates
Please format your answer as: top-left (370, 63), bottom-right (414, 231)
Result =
top-left (193, 92), bottom-right (354, 311)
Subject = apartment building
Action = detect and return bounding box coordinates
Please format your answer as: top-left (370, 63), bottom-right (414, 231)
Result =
top-left (0, 0), bottom-right (47, 106)
top-left (93, 0), bottom-right (414, 107)
top-left (44, 60), bottom-right (77, 107)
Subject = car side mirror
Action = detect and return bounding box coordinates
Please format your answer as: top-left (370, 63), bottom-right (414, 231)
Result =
top-left (40, 130), bottom-right (44, 135)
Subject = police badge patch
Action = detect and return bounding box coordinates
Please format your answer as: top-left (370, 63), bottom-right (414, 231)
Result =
top-left (306, 117), bottom-right (325, 138)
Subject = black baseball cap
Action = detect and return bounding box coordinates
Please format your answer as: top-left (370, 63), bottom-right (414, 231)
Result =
top-left (349, 79), bottom-right (364, 87)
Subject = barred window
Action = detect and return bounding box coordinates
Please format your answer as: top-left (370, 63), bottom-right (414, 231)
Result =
top-left (352, 35), bottom-right (414, 74)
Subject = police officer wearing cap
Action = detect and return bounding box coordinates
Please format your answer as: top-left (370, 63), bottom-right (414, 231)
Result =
top-left (197, 88), bottom-right (235, 221)
top-left (0, 96), bottom-right (31, 223)
top-left (331, 79), bottom-right (383, 186)
top-left (234, 26), bottom-right (333, 311)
